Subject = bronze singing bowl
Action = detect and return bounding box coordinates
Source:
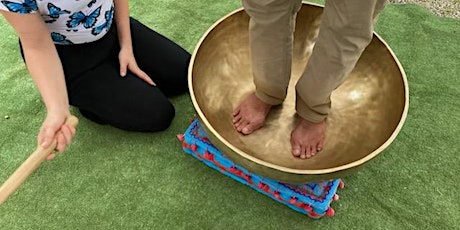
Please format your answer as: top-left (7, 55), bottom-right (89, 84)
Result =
top-left (188, 3), bottom-right (409, 183)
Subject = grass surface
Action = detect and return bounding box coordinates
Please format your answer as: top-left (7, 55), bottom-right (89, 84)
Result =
top-left (1, 1), bottom-right (459, 229)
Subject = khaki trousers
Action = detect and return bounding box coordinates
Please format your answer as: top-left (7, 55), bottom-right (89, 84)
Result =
top-left (242, 0), bottom-right (387, 123)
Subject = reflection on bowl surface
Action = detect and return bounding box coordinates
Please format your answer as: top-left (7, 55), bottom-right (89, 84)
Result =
top-left (189, 3), bottom-right (408, 183)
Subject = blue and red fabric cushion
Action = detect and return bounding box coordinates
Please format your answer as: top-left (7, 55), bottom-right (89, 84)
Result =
top-left (178, 118), bottom-right (343, 218)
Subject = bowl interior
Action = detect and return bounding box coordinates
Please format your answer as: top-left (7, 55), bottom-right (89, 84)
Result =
top-left (190, 4), bottom-right (406, 174)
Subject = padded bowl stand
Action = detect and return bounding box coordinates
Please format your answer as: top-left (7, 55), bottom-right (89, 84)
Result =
top-left (178, 118), bottom-right (344, 218)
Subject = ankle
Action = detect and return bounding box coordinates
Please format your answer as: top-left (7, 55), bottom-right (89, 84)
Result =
top-left (297, 116), bottom-right (326, 126)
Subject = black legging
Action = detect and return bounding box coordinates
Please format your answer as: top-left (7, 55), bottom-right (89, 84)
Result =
top-left (22, 18), bottom-right (190, 132)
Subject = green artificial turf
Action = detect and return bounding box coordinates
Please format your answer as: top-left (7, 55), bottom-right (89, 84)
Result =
top-left (1, 1), bottom-right (459, 229)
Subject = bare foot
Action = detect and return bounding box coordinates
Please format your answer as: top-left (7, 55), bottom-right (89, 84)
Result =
top-left (291, 117), bottom-right (326, 159)
top-left (233, 93), bottom-right (272, 135)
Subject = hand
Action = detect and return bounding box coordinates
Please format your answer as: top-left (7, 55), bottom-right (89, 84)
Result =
top-left (118, 48), bottom-right (156, 86)
top-left (38, 111), bottom-right (76, 160)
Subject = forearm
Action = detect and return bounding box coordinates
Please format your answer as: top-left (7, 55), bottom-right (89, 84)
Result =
top-left (24, 41), bottom-right (69, 114)
top-left (1, 11), bottom-right (69, 114)
top-left (113, 0), bottom-right (132, 51)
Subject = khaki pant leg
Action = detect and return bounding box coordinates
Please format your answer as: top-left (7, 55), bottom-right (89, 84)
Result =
top-left (243, 0), bottom-right (302, 105)
top-left (295, 0), bottom-right (388, 123)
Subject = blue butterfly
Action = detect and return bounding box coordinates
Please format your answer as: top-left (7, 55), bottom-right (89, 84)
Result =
top-left (45, 3), bottom-right (70, 23)
top-left (91, 5), bottom-right (113, 36)
top-left (87, 0), bottom-right (96, 7)
top-left (66, 5), bottom-right (101, 29)
top-left (1, 0), bottom-right (37, 14)
top-left (51, 32), bottom-right (73, 45)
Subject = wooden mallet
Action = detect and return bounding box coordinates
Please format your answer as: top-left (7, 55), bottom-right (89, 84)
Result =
top-left (0, 116), bottom-right (79, 205)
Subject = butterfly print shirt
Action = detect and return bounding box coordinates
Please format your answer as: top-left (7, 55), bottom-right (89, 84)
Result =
top-left (0, 0), bottom-right (114, 45)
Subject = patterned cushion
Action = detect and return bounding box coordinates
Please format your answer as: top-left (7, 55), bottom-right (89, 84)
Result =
top-left (178, 118), bottom-right (343, 218)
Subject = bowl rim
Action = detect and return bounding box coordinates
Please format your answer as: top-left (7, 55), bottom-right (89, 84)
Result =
top-left (188, 2), bottom-right (409, 176)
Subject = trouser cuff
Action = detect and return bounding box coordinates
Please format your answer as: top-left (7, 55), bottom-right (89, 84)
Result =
top-left (295, 95), bottom-right (329, 123)
top-left (255, 90), bottom-right (285, 106)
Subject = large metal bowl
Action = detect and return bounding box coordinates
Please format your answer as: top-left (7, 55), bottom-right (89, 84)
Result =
top-left (188, 3), bottom-right (409, 183)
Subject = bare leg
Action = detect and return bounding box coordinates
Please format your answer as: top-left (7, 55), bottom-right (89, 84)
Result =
top-left (233, 93), bottom-right (272, 135)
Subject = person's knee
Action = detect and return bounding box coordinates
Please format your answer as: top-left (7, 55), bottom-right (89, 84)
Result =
top-left (107, 102), bottom-right (176, 132)
top-left (129, 102), bottom-right (175, 132)
top-left (146, 103), bottom-right (176, 132)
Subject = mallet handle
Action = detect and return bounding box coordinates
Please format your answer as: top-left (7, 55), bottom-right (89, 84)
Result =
top-left (0, 116), bottom-right (79, 205)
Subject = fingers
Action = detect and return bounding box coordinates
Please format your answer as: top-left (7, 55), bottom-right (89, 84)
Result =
top-left (55, 124), bottom-right (76, 153)
top-left (131, 66), bottom-right (156, 86)
top-left (61, 124), bottom-right (76, 144)
top-left (39, 117), bottom-right (77, 160)
top-left (46, 125), bottom-right (76, 161)
top-left (119, 53), bottom-right (156, 85)
top-left (55, 131), bottom-right (66, 153)
top-left (39, 123), bottom-right (60, 149)
top-left (46, 153), bottom-right (56, 161)
top-left (119, 59), bottom-right (128, 77)
top-left (122, 63), bottom-right (156, 86)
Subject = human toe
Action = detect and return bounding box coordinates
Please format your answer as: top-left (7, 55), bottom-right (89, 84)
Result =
top-left (232, 113), bottom-right (242, 123)
top-left (317, 140), bottom-right (324, 152)
top-left (292, 147), bottom-right (301, 157)
top-left (241, 124), bottom-right (254, 135)
top-left (309, 146), bottom-right (317, 158)
top-left (299, 145), bottom-right (308, 159)
top-left (233, 107), bottom-right (241, 116)
top-left (236, 120), bottom-right (249, 132)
